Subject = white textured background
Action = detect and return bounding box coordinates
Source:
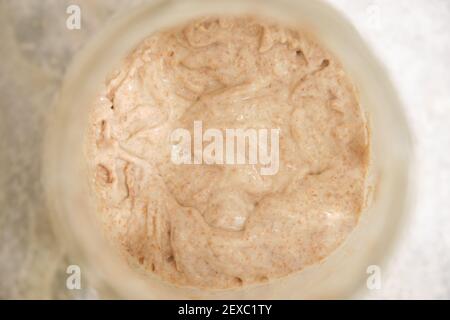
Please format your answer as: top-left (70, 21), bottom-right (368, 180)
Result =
top-left (0, 0), bottom-right (449, 299)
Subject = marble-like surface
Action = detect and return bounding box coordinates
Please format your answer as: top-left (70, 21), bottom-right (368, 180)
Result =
top-left (0, 0), bottom-right (449, 299)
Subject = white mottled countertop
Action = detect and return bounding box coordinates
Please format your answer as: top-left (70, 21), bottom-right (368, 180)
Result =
top-left (0, 0), bottom-right (449, 299)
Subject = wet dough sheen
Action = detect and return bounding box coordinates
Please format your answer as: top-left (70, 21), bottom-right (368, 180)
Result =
top-left (87, 16), bottom-right (369, 289)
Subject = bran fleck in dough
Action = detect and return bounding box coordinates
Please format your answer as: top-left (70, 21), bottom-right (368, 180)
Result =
top-left (86, 16), bottom-right (370, 289)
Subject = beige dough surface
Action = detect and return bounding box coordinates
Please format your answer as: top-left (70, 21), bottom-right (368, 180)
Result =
top-left (86, 16), bottom-right (369, 289)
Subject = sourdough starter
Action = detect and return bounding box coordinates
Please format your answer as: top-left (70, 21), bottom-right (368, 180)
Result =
top-left (86, 16), bottom-right (369, 289)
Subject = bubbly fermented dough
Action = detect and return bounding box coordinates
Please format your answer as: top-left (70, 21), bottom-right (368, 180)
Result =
top-left (86, 16), bottom-right (369, 289)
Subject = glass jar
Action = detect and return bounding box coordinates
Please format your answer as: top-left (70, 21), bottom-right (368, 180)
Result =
top-left (43, 0), bottom-right (413, 299)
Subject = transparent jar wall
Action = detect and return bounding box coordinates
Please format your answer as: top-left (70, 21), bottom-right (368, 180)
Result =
top-left (43, 0), bottom-right (413, 299)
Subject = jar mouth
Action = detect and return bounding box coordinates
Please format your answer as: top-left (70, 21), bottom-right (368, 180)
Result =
top-left (43, 0), bottom-right (413, 299)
